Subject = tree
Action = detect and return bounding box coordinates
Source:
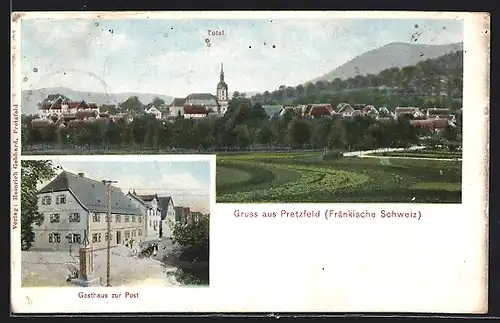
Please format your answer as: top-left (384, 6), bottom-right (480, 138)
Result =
top-left (310, 120), bottom-right (331, 148)
top-left (152, 97), bottom-right (166, 108)
top-left (120, 96), bottom-right (144, 113)
top-left (21, 160), bottom-right (56, 250)
top-left (327, 120), bottom-right (347, 150)
top-left (287, 118), bottom-right (311, 149)
top-left (234, 124), bottom-right (252, 148)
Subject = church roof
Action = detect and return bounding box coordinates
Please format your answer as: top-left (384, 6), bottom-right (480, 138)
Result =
top-left (217, 81), bottom-right (228, 89)
top-left (186, 93), bottom-right (217, 101)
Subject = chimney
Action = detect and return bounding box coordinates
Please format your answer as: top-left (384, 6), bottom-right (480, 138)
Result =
top-left (78, 173), bottom-right (85, 178)
top-left (133, 189), bottom-right (136, 194)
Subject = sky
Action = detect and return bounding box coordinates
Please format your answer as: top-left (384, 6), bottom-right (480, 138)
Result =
top-left (20, 17), bottom-right (463, 97)
top-left (37, 160), bottom-right (212, 213)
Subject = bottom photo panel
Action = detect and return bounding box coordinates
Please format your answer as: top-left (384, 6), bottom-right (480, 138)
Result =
top-left (18, 155), bottom-right (213, 288)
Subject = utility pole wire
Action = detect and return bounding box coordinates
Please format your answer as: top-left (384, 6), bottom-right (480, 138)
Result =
top-left (103, 179), bottom-right (117, 287)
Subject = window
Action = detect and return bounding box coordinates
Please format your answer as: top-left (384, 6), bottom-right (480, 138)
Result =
top-left (49, 233), bottom-right (61, 243)
top-left (93, 214), bottom-right (100, 222)
top-left (49, 213), bottom-right (60, 223)
top-left (124, 216), bottom-right (130, 223)
top-left (72, 234), bottom-right (81, 244)
top-left (115, 215), bottom-right (121, 223)
top-left (105, 232), bottom-right (112, 241)
top-left (98, 233), bottom-right (102, 242)
top-left (132, 230), bottom-right (136, 237)
top-left (138, 229), bottom-right (142, 236)
top-left (69, 213), bottom-right (80, 222)
top-left (132, 216), bottom-right (136, 222)
top-left (92, 233), bottom-right (98, 243)
top-left (42, 196), bottom-right (52, 205)
top-left (149, 220), bottom-right (152, 226)
top-left (125, 230), bottom-right (131, 239)
top-left (138, 216), bottom-right (142, 223)
top-left (56, 194), bottom-right (66, 204)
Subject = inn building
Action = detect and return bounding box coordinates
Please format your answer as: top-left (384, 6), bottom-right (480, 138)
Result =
top-left (34, 171), bottom-right (144, 251)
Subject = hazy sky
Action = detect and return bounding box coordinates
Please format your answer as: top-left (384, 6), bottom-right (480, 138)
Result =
top-left (21, 18), bottom-right (463, 97)
top-left (38, 160), bottom-right (212, 213)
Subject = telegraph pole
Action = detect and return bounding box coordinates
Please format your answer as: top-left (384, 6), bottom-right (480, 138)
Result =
top-left (102, 180), bottom-right (117, 287)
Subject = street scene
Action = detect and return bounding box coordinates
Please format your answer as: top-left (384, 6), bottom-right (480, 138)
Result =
top-left (17, 17), bottom-right (462, 203)
top-left (20, 159), bottom-right (211, 287)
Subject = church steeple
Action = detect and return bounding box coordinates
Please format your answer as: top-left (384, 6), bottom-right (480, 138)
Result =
top-left (220, 62), bottom-right (224, 82)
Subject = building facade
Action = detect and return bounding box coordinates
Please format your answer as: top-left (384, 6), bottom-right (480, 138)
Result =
top-left (127, 191), bottom-right (162, 241)
top-left (158, 196), bottom-right (176, 239)
top-left (34, 171), bottom-right (144, 251)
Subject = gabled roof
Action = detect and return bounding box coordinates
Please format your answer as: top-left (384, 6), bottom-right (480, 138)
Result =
top-left (337, 103), bottom-right (353, 113)
top-left (158, 196), bottom-right (173, 220)
top-left (262, 105), bottom-right (283, 117)
top-left (38, 171), bottom-right (142, 215)
top-left (135, 194), bottom-right (158, 202)
top-left (186, 93), bottom-right (217, 101)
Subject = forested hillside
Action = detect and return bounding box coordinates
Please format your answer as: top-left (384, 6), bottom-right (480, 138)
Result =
top-left (249, 50), bottom-right (463, 110)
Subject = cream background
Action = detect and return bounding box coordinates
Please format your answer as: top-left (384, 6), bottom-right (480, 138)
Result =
top-left (10, 11), bottom-right (489, 313)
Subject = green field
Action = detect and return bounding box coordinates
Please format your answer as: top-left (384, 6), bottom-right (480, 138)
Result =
top-left (216, 152), bottom-right (462, 203)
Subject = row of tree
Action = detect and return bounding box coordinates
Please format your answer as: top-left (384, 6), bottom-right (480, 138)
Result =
top-left (22, 96), bottom-right (462, 152)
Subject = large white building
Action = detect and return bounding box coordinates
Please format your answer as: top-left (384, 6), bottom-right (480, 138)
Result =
top-left (127, 191), bottom-right (162, 241)
top-left (34, 171), bottom-right (144, 251)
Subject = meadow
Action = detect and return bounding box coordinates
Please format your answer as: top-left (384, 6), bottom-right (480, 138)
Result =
top-left (216, 151), bottom-right (462, 203)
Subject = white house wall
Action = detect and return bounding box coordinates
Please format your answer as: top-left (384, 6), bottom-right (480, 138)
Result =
top-left (34, 190), bottom-right (88, 251)
top-left (162, 200), bottom-right (176, 238)
top-left (34, 190), bottom-right (145, 251)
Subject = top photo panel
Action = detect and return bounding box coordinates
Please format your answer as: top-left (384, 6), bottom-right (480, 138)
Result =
top-left (15, 13), bottom-right (465, 203)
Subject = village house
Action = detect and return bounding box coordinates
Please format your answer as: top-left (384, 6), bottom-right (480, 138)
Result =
top-left (34, 171), bottom-right (144, 251)
top-left (303, 104), bottom-right (336, 118)
top-left (144, 106), bottom-right (162, 119)
top-left (395, 107), bottom-right (425, 119)
top-left (183, 105), bottom-right (211, 119)
top-left (426, 107), bottom-right (455, 122)
top-left (410, 118), bottom-right (455, 131)
top-left (157, 196), bottom-right (176, 239)
top-left (262, 105), bottom-right (283, 119)
top-left (174, 206), bottom-right (191, 225)
top-left (126, 191), bottom-right (162, 241)
top-left (337, 103), bottom-right (355, 117)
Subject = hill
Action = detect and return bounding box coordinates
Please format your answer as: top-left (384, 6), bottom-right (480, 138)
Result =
top-left (21, 87), bottom-right (174, 116)
top-left (250, 50), bottom-right (463, 110)
top-left (309, 42), bottom-right (463, 83)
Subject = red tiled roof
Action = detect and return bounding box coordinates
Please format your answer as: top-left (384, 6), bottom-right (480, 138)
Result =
top-left (184, 106), bottom-right (208, 115)
top-left (309, 105), bottom-right (333, 116)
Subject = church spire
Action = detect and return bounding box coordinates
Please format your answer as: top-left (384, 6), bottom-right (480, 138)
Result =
top-left (220, 62), bottom-right (224, 82)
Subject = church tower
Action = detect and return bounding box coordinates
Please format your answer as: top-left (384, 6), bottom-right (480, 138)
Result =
top-left (216, 62), bottom-right (229, 113)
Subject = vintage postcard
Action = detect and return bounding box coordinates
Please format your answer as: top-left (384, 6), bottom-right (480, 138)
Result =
top-left (11, 11), bottom-right (489, 313)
